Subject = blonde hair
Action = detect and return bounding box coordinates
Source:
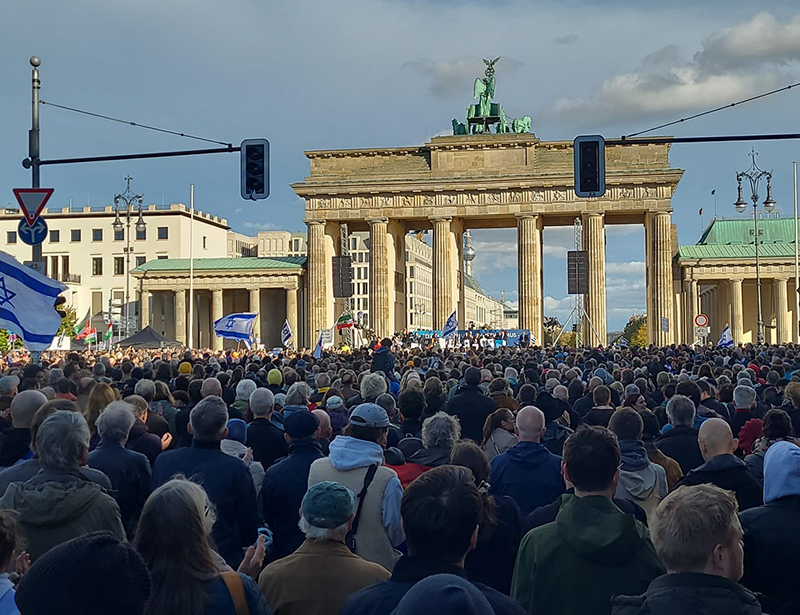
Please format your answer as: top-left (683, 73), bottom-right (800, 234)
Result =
top-left (84, 382), bottom-right (118, 435)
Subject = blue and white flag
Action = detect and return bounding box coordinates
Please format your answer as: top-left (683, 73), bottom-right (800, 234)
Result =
top-left (213, 312), bottom-right (258, 349)
top-left (280, 319), bottom-right (293, 347)
top-left (312, 332), bottom-right (323, 359)
top-left (617, 336), bottom-right (629, 347)
top-left (717, 324), bottom-right (734, 348)
top-left (442, 311), bottom-right (458, 338)
top-left (0, 251), bottom-right (67, 351)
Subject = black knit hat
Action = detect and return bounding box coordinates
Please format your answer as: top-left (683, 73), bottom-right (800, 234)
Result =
top-left (15, 531), bottom-right (152, 615)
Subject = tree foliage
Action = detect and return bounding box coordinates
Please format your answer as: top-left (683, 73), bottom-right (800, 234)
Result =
top-left (57, 304), bottom-right (78, 336)
top-left (623, 314), bottom-right (648, 347)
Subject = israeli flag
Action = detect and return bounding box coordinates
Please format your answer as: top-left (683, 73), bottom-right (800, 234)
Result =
top-left (213, 312), bottom-right (258, 349)
top-left (312, 332), bottom-right (323, 359)
top-left (0, 252), bottom-right (67, 351)
top-left (280, 319), bottom-right (293, 347)
top-left (717, 324), bottom-right (734, 348)
top-left (442, 310), bottom-right (458, 338)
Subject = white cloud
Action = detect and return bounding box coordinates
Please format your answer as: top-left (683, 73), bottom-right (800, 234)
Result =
top-left (243, 221), bottom-right (279, 231)
top-left (605, 261), bottom-right (646, 275)
top-left (606, 225), bottom-right (642, 238)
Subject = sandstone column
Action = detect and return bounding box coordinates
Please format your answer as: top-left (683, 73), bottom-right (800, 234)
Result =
top-left (367, 218), bottom-right (390, 338)
top-left (140, 290), bottom-right (150, 330)
top-left (730, 279), bottom-right (743, 344)
top-left (175, 289), bottom-right (186, 345)
top-left (650, 211), bottom-right (674, 346)
top-left (249, 288), bottom-right (261, 342)
top-left (517, 213), bottom-right (542, 345)
top-left (582, 213), bottom-right (606, 346)
top-left (305, 219), bottom-right (327, 348)
top-left (212, 288), bottom-right (224, 350)
top-left (685, 278), bottom-right (698, 343)
top-left (431, 217), bottom-right (453, 330)
top-left (775, 277), bottom-right (789, 343)
top-left (286, 286), bottom-right (298, 347)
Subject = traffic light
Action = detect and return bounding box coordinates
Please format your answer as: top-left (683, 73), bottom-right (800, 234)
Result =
top-left (54, 295), bottom-right (67, 319)
top-left (240, 139), bottom-right (270, 200)
top-left (573, 135), bottom-right (606, 198)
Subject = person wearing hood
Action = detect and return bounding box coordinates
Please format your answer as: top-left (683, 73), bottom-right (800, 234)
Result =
top-left (489, 406), bottom-right (565, 517)
top-left (613, 484), bottom-right (762, 615)
top-left (609, 408), bottom-right (667, 521)
top-left (511, 426), bottom-right (665, 615)
top-left (308, 403), bottom-right (404, 571)
top-left (221, 418), bottom-right (264, 497)
top-left (0, 390), bottom-right (45, 469)
top-left (0, 411), bottom-right (124, 562)
top-left (677, 418), bottom-right (762, 512)
top-left (446, 367), bottom-right (497, 443)
top-left (739, 440), bottom-right (800, 614)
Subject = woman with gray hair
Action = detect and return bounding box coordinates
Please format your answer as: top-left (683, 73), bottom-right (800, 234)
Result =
top-left (407, 411), bottom-right (462, 468)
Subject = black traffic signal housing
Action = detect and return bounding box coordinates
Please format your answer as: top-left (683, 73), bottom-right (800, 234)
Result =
top-left (54, 295), bottom-right (67, 319)
top-left (573, 135), bottom-right (606, 198)
top-left (240, 139), bottom-right (270, 200)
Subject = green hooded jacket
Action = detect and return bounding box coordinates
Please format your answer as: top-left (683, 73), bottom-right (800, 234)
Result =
top-left (511, 494), bottom-right (665, 615)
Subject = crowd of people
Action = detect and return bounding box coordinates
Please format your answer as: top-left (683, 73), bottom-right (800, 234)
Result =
top-left (0, 338), bottom-right (795, 614)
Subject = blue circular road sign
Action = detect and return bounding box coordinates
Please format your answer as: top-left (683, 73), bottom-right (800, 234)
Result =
top-left (18, 216), bottom-right (48, 246)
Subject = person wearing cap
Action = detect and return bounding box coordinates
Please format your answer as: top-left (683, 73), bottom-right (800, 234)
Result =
top-left (308, 403), bottom-right (404, 571)
top-left (446, 367), bottom-right (497, 443)
top-left (222, 418), bottom-right (264, 496)
top-left (259, 481), bottom-right (390, 615)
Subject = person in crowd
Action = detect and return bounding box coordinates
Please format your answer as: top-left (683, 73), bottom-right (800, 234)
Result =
top-left (488, 379), bottom-right (519, 412)
top-left (231, 379), bottom-right (256, 420)
top-left (781, 380), bottom-right (800, 437)
top-left (584, 385), bottom-right (616, 427)
top-left (283, 382), bottom-right (312, 417)
top-left (260, 410), bottom-right (324, 562)
top-left (222, 418), bottom-right (264, 496)
top-left (739, 441), bottom-right (800, 614)
top-left (246, 388), bottom-right (288, 470)
top-left (376, 393), bottom-right (404, 448)
top-left (391, 573), bottom-right (495, 615)
top-left (407, 411), bottom-right (461, 468)
top-left (324, 394), bottom-right (348, 438)
top-left (655, 394), bottom-right (704, 473)
top-left (310, 372), bottom-right (332, 405)
top-left (312, 408), bottom-right (333, 454)
top-left (450, 441), bottom-right (523, 595)
top-left (729, 385), bottom-right (758, 442)
top-left (423, 376), bottom-right (447, 417)
top-left (482, 408), bottom-right (518, 462)
top-left (489, 406), bottom-right (564, 516)
top-left (640, 409), bottom-right (683, 489)
top-left (371, 338), bottom-right (396, 379)
top-left (744, 409), bottom-right (797, 485)
top-left (0, 510), bottom-right (26, 614)
top-left (447, 367), bottom-right (497, 443)
top-left (698, 379), bottom-right (730, 420)
top-left (123, 395), bottom-right (166, 465)
top-left (75, 377), bottom-right (95, 412)
top-left (152, 380), bottom-right (179, 432)
top-left (608, 407), bottom-right (667, 520)
top-left (84, 382), bottom-right (117, 447)
top-left (151, 396), bottom-right (259, 568)
top-left (341, 465), bottom-right (526, 615)
top-left (134, 478), bottom-right (269, 615)
top-left (308, 403), bottom-right (404, 571)
top-left (348, 373), bottom-right (387, 408)
top-left (55, 377), bottom-right (77, 401)
top-left (539, 394), bottom-right (574, 456)
top-left (0, 411), bottom-right (124, 561)
top-left (259, 481), bottom-right (390, 615)
top-left (511, 426), bottom-right (665, 615)
top-left (612, 484), bottom-right (762, 615)
top-left (338, 371), bottom-right (359, 403)
top-left (397, 389), bottom-right (426, 439)
top-left (134, 379), bottom-right (169, 439)
top-left (87, 401), bottom-right (151, 538)
top-left (0, 390), bottom-right (45, 468)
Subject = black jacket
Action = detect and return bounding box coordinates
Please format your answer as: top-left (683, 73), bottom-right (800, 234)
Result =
top-left (246, 417), bottom-right (288, 470)
top-left (584, 406), bottom-right (615, 428)
top-left (739, 494), bottom-right (800, 614)
top-left (0, 428), bottom-right (32, 468)
top-left (612, 573), bottom-right (763, 615)
top-left (446, 385), bottom-right (497, 443)
top-left (340, 556), bottom-right (527, 615)
top-left (125, 419), bottom-right (162, 467)
top-left (678, 454), bottom-right (762, 511)
top-left (729, 409), bottom-right (756, 440)
top-left (407, 446), bottom-right (450, 468)
top-left (655, 426), bottom-right (704, 474)
top-left (259, 438), bottom-right (325, 562)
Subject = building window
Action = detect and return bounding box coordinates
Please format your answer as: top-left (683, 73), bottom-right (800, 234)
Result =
top-left (135, 256), bottom-right (146, 267)
top-left (114, 229), bottom-right (124, 241)
top-left (69, 229), bottom-right (80, 242)
top-left (92, 229), bottom-right (102, 242)
top-left (409, 265), bottom-right (415, 278)
top-left (136, 227), bottom-right (146, 240)
top-left (365, 252), bottom-right (370, 262)
top-left (157, 255), bottom-right (168, 260)
top-left (49, 230), bottom-right (60, 243)
top-left (61, 255), bottom-right (69, 275)
top-left (50, 256), bottom-right (59, 280)
top-left (92, 257), bottom-right (103, 276)
top-left (6, 232), bottom-right (16, 244)
top-left (203, 236), bottom-right (207, 249)
top-left (157, 226), bottom-right (168, 240)
top-left (113, 257), bottom-right (124, 275)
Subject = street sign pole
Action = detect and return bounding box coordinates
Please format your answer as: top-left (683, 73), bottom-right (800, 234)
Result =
top-left (29, 57), bottom-right (42, 264)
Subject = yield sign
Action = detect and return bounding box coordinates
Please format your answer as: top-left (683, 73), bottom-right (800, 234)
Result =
top-left (13, 188), bottom-right (54, 226)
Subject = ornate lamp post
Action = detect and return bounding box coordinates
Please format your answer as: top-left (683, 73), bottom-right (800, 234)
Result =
top-left (734, 150), bottom-right (776, 345)
top-left (113, 176), bottom-right (146, 338)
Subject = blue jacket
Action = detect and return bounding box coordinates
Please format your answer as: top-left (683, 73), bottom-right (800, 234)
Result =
top-left (260, 438), bottom-right (325, 561)
top-left (152, 440), bottom-right (259, 567)
top-left (371, 346), bottom-right (395, 379)
top-left (490, 441), bottom-right (565, 517)
top-left (0, 575), bottom-right (18, 615)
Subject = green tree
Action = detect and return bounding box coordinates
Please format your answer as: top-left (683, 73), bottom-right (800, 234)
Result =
top-left (57, 304), bottom-right (78, 336)
top-left (0, 330), bottom-right (23, 352)
top-left (622, 314), bottom-right (648, 347)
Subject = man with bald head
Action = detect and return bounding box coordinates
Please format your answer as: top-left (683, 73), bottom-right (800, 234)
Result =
top-left (489, 406), bottom-right (565, 516)
top-left (677, 418), bottom-right (762, 511)
top-left (312, 408), bottom-right (332, 455)
top-left (0, 390), bottom-right (46, 468)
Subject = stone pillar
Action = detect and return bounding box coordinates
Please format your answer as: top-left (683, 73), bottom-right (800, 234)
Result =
top-left (305, 219), bottom-right (327, 348)
top-left (684, 278), bottom-right (698, 343)
top-left (286, 286), bottom-right (298, 347)
top-left (140, 290), bottom-right (150, 330)
top-left (431, 217), bottom-right (453, 330)
top-left (175, 289), bottom-right (186, 345)
top-left (517, 213), bottom-right (542, 345)
top-left (367, 218), bottom-right (391, 338)
top-left (775, 277), bottom-right (789, 343)
top-left (249, 288), bottom-right (261, 342)
top-left (730, 279), bottom-right (743, 344)
top-left (650, 211), bottom-right (674, 346)
top-left (582, 213), bottom-right (606, 346)
top-left (164, 291), bottom-right (176, 340)
top-left (212, 289), bottom-right (224, 350)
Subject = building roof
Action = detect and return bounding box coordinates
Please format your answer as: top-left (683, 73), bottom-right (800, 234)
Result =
top-left (464, 273), bottom-right (485, 294)
top-left (131, 256), bottom-right (307, 273)
top-left (678, 217), bottom-right (797, 260)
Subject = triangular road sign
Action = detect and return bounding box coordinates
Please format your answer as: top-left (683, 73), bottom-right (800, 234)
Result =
top-left (13, 188), bottom-right (54, 226)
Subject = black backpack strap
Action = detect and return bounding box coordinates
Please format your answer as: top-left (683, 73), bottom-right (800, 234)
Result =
top-left (346, 464), bottom-right (379, 552)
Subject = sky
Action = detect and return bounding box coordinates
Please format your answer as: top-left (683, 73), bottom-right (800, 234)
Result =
top-left (3, 1), bottom-right (800, 330)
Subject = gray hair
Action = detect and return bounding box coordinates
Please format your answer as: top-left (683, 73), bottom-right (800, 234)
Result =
top-left (733, 385), bottom-right (757, 410)
top-left (37, 411), bottom-right (90, 471)
top-left (421, 411), bottom-right (461, 450)
top-left (553, 385), bottom-right (569, 402)
top-left (235, 379), bottom-right (257, 402)
top-left (298, 516), bottom-right (350, 542)
top-left (666, 395), bottom-right (696, 428)
top-left (286, 382), bottom-right (311, 406)
top-left (96, 401), bottom-right (136, 443)
top-left (48, 368), bottom-right (64, 385)
top-left (200, 378), bottom-right (222, 398)
top-left (545, 378), bottom-right (560, 393)
top-left (315, 372), bottom-right (331, 388)
top-left (360, 373), bottom-right (387, 401)
top-left (249, 388), bottom-right (274, 417)
top-left (93, 363), bottom-right (106, 377)
top-left (624, 384), bottom-right (641, 397)
top-left (189, 396), bottom-right (229, 441)
top-left (134, 379), bottom-right (156, 402)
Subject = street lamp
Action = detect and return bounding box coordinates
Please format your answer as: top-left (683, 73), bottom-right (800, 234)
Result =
top-left (113, 176), bottom-right (145, 339)
top-left (734, 150), bottom-right (776, 345)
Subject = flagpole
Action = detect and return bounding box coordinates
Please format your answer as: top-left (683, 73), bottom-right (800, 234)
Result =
top-left (188, 184), bottom-right (195, 350)
top-left (794, 161), bottom-right (799, 344)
